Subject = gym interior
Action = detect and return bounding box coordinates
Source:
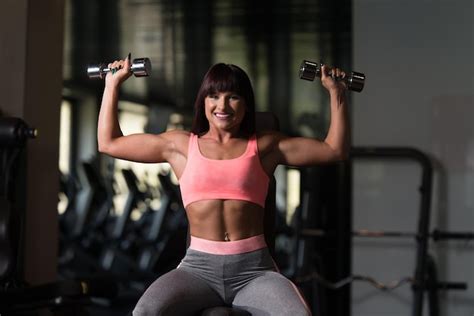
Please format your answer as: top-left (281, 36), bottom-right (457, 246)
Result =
top-left (1, 0), bottom-right (473, 315)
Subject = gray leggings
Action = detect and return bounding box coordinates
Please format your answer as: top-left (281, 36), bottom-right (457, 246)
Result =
top-left (132, 248), bottom-right (311, 316)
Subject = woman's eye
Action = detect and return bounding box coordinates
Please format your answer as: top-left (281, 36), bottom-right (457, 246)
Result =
top-left (230, 95), bottom-right (240, 100)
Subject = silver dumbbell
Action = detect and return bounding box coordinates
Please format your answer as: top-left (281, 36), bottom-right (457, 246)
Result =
top-left (87, 57), bottom-right (152, 79)
top-left (299, 60), bottom-right (365, 92)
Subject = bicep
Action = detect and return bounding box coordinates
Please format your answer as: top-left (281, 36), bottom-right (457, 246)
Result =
top-left (277, 135), bottom-right (341, 166)
top-left (99, 132), bottom-right (177, 163)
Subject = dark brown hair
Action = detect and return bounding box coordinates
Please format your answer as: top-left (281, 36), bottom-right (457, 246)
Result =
top-left (191, 63), bottom-right (256, 136)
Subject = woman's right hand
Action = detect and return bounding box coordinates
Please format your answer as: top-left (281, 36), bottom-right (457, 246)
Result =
top-left (105, 53), bottom-right (133, 88)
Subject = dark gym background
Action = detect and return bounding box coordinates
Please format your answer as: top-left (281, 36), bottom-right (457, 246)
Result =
top-left (1, 0), bottom-right (473, 316)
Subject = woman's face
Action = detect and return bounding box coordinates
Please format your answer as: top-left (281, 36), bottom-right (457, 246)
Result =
top-left (204, 91), bottom-right (246, 132)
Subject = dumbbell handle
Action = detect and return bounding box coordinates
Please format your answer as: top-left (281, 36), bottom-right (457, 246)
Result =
top-left (299, 60), bottom-right (365, 92)
top-left (87, 57), bottom-right (152, 79)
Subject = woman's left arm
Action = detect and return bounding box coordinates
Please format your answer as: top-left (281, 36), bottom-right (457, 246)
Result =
top-left (276, 65), bottom-right (350, 166)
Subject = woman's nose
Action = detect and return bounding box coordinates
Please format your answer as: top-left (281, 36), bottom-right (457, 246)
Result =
top-left (215, 96), bottom-right (228, 109)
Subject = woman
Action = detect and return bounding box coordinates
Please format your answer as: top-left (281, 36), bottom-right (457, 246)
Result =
top-left (98, 54), bottom-right (349, 316)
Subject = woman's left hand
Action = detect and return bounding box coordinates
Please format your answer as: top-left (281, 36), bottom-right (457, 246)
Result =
top-left (321, 65), bottom-right (347, 94)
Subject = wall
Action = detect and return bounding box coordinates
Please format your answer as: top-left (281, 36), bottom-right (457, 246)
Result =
top-left (0, 0), bottom-right (64, 284)
top-left (352, 1), bottom-right (473, 315)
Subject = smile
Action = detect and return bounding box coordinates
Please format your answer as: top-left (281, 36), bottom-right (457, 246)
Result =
top-left (214, 113), bottom-right (232, 119)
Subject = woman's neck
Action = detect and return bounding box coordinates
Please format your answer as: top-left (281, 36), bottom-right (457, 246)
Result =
top-left (203, 128), bottom-right (245, 143)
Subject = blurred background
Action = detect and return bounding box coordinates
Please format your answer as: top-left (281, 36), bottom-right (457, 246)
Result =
top-left (0, 0), bottom-right (473, 315)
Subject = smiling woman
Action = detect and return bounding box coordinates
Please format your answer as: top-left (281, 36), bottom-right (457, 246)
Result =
top-left (192, 63), bottom-right (256, 137)
top-left (97, 60), bottom-right (349, 315)
top-left (205, 91), bottom-right (246, 134)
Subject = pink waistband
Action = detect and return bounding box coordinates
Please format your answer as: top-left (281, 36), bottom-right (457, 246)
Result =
top-left (189, 234), bottom-right (267, 255)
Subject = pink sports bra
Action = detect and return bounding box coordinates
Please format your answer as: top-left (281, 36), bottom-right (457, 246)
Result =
top-left (179, 133), bottom-right (270, 208)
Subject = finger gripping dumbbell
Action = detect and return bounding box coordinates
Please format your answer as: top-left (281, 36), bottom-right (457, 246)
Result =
top-left (87, 57), bottom-right (152, 79)
top-left (299, 60), bottom-right (365, 92)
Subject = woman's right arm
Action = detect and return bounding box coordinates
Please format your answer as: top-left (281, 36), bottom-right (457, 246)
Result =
top-left (97, 56), bottom-right (187, 163)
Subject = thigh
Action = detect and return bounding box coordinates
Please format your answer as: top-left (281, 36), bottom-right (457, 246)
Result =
top-left (232, 271), bottom-right (312, 316)
top-left (133, 268), bottom-right (224, 316)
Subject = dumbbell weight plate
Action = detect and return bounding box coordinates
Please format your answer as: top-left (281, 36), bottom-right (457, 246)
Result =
top-left (87, 64), bottom-right (106, 79)
top-left (299, 60), bottom-right (320, 81)
top-left (130, 58), bottom-right (152, 77)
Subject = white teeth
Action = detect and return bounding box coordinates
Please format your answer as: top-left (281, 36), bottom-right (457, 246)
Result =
top-left (215, 113), bottom-right (231, 118)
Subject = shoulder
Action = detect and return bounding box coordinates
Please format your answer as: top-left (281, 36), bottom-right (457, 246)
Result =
top-left (159, 129), bottom-right (191, 145)
top-left (256, 130), bottom-right (287, 142)
top-left (160, 129), bottom-right (191, 156)
top-left (162, 129), bottom-right (191, 141)
top-left (256, 130), bottom-right (287, 156)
